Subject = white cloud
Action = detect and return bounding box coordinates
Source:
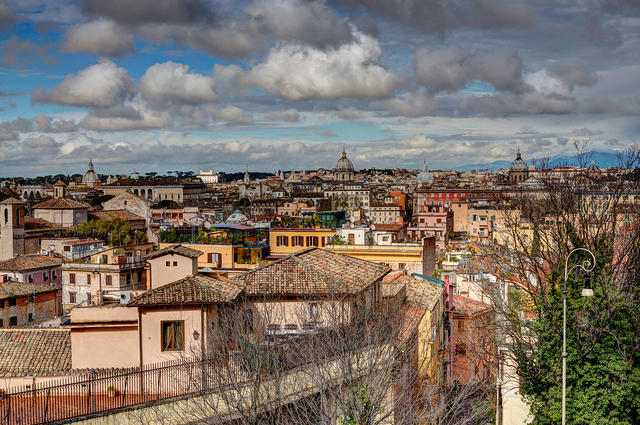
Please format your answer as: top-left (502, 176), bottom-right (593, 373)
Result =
top-left (32, 58), bottom-right (134, 107)
top-left (375, 92), bottom-right (437, 117)
top-left (140, 61), bottom-right (217, 104)
top-left (244, 29), bottom-right (397, 100)
top-left (63, 19), bottom-right (135, 56)
top-left (215, 106), bottom-right (253, 125)
top-left (265, 109), bottom-right (300, 122)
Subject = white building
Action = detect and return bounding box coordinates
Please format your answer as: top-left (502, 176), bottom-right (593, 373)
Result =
top-left (197, 169), bottom-right (221, 184)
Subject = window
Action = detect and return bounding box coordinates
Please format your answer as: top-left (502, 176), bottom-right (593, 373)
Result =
top-left (292, 236), bottom-right (303, 247)
top-left (27, 274), bottom-right (33, 283)
top-left (69, 292), bottom-right (76, 304)
top-left (172, 261), bottom-right (177, 267)
top-left (166, 261), bottom-right (170, 267)
top-left (52, 271), bottom-right (56, 280)
top-left (0, 299), bottom-right (4, 308)
top-left (86, 274), bottom-right (91, 285)
top-left (9, 316), bottom-right (17, 327)
top-left (43, 272), bottom-right (48, 281)
top-left (137, 271), bottom-right (143, 282)
top-left (309, 302), bottom-right (321, 322)
top-left (8, 298), bottom-right (15, 307)
top-left (0, 319), bottom-right (3, 328)
top-left (106, 275), bottom-right (113, 286)
top-left (276, 235), bottom-right (289, 246)
top-left (27, 294), bottom-right (34, 303)
top-left (455, 343), bottom-right (466, 355)
top-left (161, 321), bottom-right (184, 351)
top-left (307, 236), bottom-right (319, 247)
top-left (28, 313), bottom-right (33, 322)
top-left (64, 246), bottom-right (71, 252)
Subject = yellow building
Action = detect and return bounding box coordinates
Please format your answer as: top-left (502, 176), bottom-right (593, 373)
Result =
top-left (326, 243), bottom-right (429, 275)
top-left (159, 242), bottom-right (265, 274)
top-left (268, 228), bottom-right (336, 257)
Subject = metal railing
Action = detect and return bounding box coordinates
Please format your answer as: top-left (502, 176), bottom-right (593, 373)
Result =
top-left (0, 354), bottom-right (258, 425)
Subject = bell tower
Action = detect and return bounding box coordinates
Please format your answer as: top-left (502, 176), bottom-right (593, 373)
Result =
top-left (0, 198), bottom-right (25, 260)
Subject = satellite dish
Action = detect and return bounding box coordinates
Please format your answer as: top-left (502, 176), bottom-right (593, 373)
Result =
top-left (349, 222), bottom-right (354, 228)
top-left (179, 221), bottom-right (184, 226)
top-left (204, 222), bottom-right (212, 229)
top-left (404, 264), bottom-right (410, 271)
top-left (370, 225), bottom-right (376, 231)
top-left (349, 216), bottom-right (355, 223)
top-left (49, 245), bottom-right (55, 252)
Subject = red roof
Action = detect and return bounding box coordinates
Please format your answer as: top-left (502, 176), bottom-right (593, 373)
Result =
top-left (453, 295), bottom-right (492, 316)
top-left (0, 255), bottom-right (63, 271)
top-left (34, 198), bottom-right (89, 210)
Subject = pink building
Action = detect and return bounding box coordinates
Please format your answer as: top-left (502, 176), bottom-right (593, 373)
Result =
top-left (407, 205), bottom-right (453, 249)
top-left (0, 255), bottom-right (63, 286)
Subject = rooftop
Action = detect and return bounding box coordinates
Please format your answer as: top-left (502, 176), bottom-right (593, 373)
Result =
top-left (0, 329), bottom-right (71, 376)
top-left (89, 210), bottom-right (144, 221)
top-left (453, 295), bottom-right (492, 316)
top-left (233, 248), bottom-right (389, 296)
top-left (129, 274), bottom-right (241, 306)
top-left (34, 198), bottom-right (90, 210)
top-left (0, 281), bottom-right (58, 299)
top-left (0, 255), bottom-right (63, 271)
top-left (145, 244), bottom-right (203, 260)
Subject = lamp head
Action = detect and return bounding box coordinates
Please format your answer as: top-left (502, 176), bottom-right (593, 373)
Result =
top-left (581, 273), bottom-right (594, 297)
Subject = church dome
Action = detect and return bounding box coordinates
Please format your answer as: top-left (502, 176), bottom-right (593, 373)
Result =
top-left (510, 150), bottom-right (527, 170)
top-left (417, 160), bottom-right (434, 183)
top-left (335, 148), bottom-right (354, 171)
top-left (82, 160), bottom-right (98, 185)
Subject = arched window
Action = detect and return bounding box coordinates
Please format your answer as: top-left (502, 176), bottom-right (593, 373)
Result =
top-left (4, 208), bottom-right (8, 224)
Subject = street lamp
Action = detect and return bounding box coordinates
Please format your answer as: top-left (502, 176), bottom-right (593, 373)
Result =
top-left (562, 247), bottom-right (595, 425)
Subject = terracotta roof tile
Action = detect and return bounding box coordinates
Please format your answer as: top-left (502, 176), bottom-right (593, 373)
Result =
top-left (233, 248), bottom-right (390, 296)
top-left (453, 295), bottom-right (492, 316)
top-left (0, 329), bottom-right (71, 376)
top-left (34, 198), bottom-right (89, 210)
top-left (24, 218), bottom-right (60, 231)
top-left (129, 275), bottom-right (241, 306)
top-left (0, 282), bottom-right (58, 299)
top-left (0, 255), bottom-right (63, 271)
top-left (145, 244), bottom-right (203, 260)
top-left (400, 275), bottom-right (443, 311)
top-left (89, 210), bottom-right (144, 222)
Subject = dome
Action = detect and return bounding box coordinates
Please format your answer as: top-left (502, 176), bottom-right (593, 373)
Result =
top-left (82, 160), bottom-right (98, 185)
top-left (416, 160), bottom-right (434, 183)
top-left (510, 150), bottom-right (527, 170)
top-left (226, 210), bottom-right (249, 223)
top-left (334, 148), bottom-right (354, 171)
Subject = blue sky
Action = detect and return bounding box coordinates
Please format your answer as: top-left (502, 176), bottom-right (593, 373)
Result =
top-left (0, 0), bottom-right (639, 176)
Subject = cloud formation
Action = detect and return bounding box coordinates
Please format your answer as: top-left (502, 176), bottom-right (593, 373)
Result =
top-left (244, 29), bottom-right (397, 100)
top-left (413, 47), bottom-right (523, 93)
top-left (63, 19), bottom-right (135, 56)
top-left (33, 58), bottom-right (134, 107)
top-left (140, 62), bottom-right (217, 104)
top-left (333, 0), bottom-right (535, 33)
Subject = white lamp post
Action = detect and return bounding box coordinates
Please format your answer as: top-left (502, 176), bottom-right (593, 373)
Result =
top-left (562, 247), bottom-right (595, 425)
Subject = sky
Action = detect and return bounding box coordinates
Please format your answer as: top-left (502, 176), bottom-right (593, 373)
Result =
top-left (0, 0), bottom-right (639, 176)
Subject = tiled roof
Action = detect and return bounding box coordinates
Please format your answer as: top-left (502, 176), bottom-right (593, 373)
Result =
top-left (34, 198), bottom-right (89, 210)
top-left (0, 197), bottom-right (25, 205)
top-left (145, 244), bottom-right (203, 260)
top-left (0, 282), bottom-right (58, 299)
top-left (393, 274), bottom-right (442, 311)
top-left (129, 275), bottom-right (241, 306)
top-left (24, 218), bottom-right (60, 231)
top-left (453, 295), bottom-right (492, 316)
top-left (0, 255), bottom-right (63, 271)
top-left (89, 210), bottom-right (144, 221)
top-left (0, 329), bottom-right (71, 376)
top-left (233, 248), bottom-right (390, 296)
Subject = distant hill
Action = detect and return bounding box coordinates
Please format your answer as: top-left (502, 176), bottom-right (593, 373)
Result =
top-left (454, 150), bottom-right (624, 171)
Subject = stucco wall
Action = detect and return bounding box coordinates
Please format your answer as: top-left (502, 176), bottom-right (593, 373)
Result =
top-left (71, 326), bottom-right (139, 369)
top-left (140, 308), bottom-right (204, 365)
top-left (148, 254), bottom-right (197, 289)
